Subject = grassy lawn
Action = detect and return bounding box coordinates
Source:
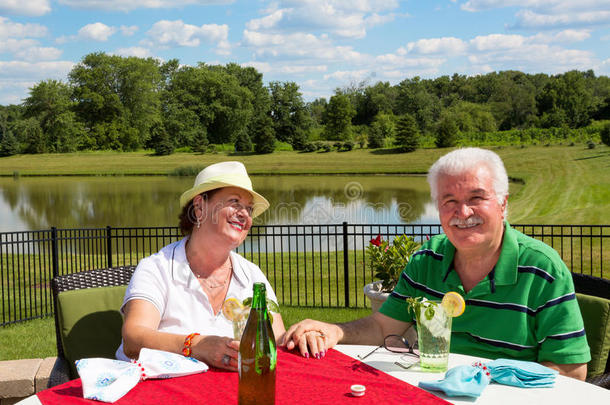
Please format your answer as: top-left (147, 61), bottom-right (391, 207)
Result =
top-left (0, 306), bottom-right (371, 361)
top-left (0, 145), bottom-right (608, 224)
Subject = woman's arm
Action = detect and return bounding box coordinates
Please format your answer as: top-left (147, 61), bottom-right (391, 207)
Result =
top-left (271, 313), bottom-right (286, 343)
top-left (121, 299), bottom-right (239, 370)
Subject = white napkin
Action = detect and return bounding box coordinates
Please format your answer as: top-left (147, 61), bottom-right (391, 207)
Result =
top-left (76, 348), bottom-right (208, 403)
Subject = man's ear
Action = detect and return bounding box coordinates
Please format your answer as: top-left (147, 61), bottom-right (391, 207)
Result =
top-left (501, 195), bottom-right (508, 218)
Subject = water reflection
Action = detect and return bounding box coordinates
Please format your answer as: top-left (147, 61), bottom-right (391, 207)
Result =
top-left (0, 175), bottom-right (439, 232)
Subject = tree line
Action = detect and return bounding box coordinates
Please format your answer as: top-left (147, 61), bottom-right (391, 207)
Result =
top-left (1, 52), bottom-right (610, 157)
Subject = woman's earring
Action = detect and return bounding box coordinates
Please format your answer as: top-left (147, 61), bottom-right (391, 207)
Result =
top-left (196, 216), bottom-right (201, 229)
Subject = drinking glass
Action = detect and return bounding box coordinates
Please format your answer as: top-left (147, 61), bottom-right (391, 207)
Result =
top-left (233, 309), bottom-right (250, 340)
top-left (416, 302), bottom-right (452, 372)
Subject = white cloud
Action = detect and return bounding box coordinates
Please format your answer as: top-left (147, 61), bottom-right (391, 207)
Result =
top-left (145, 20), bottom-right (230, 54)
top-left (404, 37), bottom-right (467, 55)
top-left (461, 0), bottom-right (610, 30)
top-left (0, 17), bottom-right (48, 38)
top-left (58, 0), bottom-right (235, 12)
top-left (514, 9), bottom-right (610, 29)
top-left (113, 47), bottom-right (152, 58)
top-left (0, 61), bottom-right (74, 80)
top-left (242, 30), bottom-right (367, 63)
top-left (78, 23), bottom-right (117, 41)
top-left (120, 25), bottom-right (139, 36)
top-left (0, 0), bottom-right (51, 17)
top-left (242, 61), bottom-right (271, 73)
top-left (14, 46), bottom-right (62, 62)
top-left (532, 29), bottom-right (591, 43)
top-left (470, 34), bottom-right (525, 51)
top-left (246, 10), bottom-right (285, 31)
top-left (244, 0), bottom-right (400, 39)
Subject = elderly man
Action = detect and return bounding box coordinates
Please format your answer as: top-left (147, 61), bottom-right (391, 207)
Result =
top-left (282, 147), bottom-right (590, 380)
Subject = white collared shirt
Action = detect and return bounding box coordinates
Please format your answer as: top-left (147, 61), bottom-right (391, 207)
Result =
top-left (115, 237), bottom-right (277, 361)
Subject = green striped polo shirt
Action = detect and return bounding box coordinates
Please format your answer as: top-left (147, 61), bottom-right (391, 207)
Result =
top-left (379, 222), bottom-right (591, 365)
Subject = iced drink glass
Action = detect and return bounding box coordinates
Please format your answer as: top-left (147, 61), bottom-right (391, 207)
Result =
top-left (232, 309), bottom-right (250, 340)
top-left (416, 302), bottom-right (452, 372)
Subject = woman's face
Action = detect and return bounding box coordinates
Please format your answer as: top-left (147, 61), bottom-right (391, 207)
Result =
top-left (194, 187), bottom-right (254, 248)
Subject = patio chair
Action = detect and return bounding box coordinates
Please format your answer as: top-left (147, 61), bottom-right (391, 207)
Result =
top-left (52, 266), bottom-right (136, 381)
top-left (572, 272), bottom-right (610, 389)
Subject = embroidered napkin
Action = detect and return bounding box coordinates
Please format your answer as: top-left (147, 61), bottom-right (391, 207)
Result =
top-left (418, 359), bottom-right (558, 398)
top-left (76, 348), bottom-right (208, 403)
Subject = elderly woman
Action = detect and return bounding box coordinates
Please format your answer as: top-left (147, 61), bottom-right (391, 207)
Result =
top-left (115, 161), bottom-right (285, 370)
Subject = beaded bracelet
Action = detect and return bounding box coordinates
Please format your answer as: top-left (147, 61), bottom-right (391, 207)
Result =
top-left (182, 332), bottom-right (200, 357)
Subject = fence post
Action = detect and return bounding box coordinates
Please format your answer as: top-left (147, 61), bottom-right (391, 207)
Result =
top-left (342, 222), bottom-right (350, 308)
top-left (106, 226), bottom-right (113, 269)
top-left (51, 227), bottom-right (59, 279)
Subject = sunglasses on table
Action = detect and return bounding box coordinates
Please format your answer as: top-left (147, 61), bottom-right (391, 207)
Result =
top-left (357, 334), bottom-right (420, 370)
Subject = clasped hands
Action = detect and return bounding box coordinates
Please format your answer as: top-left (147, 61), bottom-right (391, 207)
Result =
top-left (279, 319), bottom-right (339, 359)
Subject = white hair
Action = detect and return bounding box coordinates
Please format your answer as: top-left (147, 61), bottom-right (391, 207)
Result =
top-left (427, 148), bottom-right (509, 207)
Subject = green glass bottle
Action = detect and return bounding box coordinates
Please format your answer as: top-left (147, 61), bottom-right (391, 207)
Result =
top-left (238, 283), bottom-right (276, 405)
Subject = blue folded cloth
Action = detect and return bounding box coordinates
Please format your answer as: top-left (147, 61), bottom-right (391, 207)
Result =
top-left (487, 358), bottom-right (558, 388)
top-left (418, 358), bottom-right (559, 398)
top-left (418, 365), bottom-right (490, 398)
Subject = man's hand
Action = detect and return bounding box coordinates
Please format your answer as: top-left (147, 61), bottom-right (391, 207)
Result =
top-left (540, 361), bottom-right (587, 381)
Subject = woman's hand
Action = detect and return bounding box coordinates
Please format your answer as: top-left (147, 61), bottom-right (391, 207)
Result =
top-left (280, 319), bottom-right (342, 359)
top-left (192, 335), bottom-right (240, 371)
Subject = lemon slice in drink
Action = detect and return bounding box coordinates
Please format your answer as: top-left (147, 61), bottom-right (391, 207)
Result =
top-left (441, 291), bottom-right (465, 317)
top-left (222, 297), bottom-right (244, 321)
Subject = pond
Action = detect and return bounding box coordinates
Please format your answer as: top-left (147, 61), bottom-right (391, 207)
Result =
top-left (0, 175), bottom-right (440, 232)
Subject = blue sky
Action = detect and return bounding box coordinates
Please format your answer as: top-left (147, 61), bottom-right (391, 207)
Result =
top-left (1, 0), bottom-right (609, 105)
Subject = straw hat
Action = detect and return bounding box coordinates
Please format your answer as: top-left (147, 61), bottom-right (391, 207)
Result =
top-left (179, 161), bottom-right (269, 218)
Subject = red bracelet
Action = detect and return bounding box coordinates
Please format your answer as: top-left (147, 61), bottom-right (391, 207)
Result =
top-left (182, 332), bottom-right (200, 357)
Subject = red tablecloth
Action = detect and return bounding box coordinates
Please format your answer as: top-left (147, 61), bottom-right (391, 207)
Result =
top-left (38, 349), bottom-right (449, 404)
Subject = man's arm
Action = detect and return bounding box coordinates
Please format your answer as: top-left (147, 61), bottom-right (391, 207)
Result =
top-left (280, 311), bottom-right (411, 357)
top-left (540, 361), bottom-right (587, 381)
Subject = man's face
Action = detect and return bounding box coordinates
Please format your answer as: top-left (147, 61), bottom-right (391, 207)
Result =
top-left (436, 165), bottom-right (507, 255)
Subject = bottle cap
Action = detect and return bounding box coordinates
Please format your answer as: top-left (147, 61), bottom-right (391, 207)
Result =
top-left (350, 384), bottom-right (366, 397)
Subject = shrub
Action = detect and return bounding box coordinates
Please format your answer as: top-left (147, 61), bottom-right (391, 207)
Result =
top-left (586, 139), bottom-right (596, 149)
top-left (321, 144), bottom-right (332, 152)
top-left (435, 116), bottom-right (459, 148)
top-left (302, 142), bottom-right (317, 152)
top-left (342, 141), bottom-right (354, 151)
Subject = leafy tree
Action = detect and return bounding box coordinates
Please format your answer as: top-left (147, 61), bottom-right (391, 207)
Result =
top-left (268, 81), bottom-right (309, 146)
top-left (0, 130), bottom-right (19, 156)
top-left (252, 115), bottom-right (276, 154)
top-left (234, 130), bottom-right (253, 152)
top-left (306, 98), bottom-right (327, 127)
top-left (163, 65), bottom-right (252, 146)
top-left (15, 118), bottom-right (46, 153)
top-left (394, 114), bottom-right (420, 152)
top-left (537, 71), bottom-right (595, 128)
top-left (488, 71), bottom-right (537, 129)
top-left (395, 76), bottom-right (441, 133)
top-left (69, 53), bottom-right (163, 150)
top-left (435, 115), bottom-right (459, 148)
top-left (367, 113), bottom-right (394, 148)
top-left (23, 80), bottom-right (85, 152)
top-left (149, 122), bottom-right (174, 155)
top-left (601, 123), bottom-right (610, 147)
top-left (323, 94), bottom-right (355, 140)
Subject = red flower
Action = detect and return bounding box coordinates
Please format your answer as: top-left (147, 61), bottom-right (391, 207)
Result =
top-left (370, 234), bottom-right (382, 246)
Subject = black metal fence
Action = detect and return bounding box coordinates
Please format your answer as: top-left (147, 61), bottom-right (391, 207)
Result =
top-left (1, 223), bottom-right (608, 327)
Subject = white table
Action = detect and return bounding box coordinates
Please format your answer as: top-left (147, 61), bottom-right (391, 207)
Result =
top-left (335, 344), bottom-right (610, 405)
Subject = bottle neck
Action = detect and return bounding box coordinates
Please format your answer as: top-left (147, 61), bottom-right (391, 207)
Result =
top-left (252, 282), bottom-right (267, 310)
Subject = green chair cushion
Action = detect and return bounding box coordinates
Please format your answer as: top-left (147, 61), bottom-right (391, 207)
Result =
top-left (576, 292), bottom-right (610, 378)
top-left (56, 285), bottom-right (126, 377)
